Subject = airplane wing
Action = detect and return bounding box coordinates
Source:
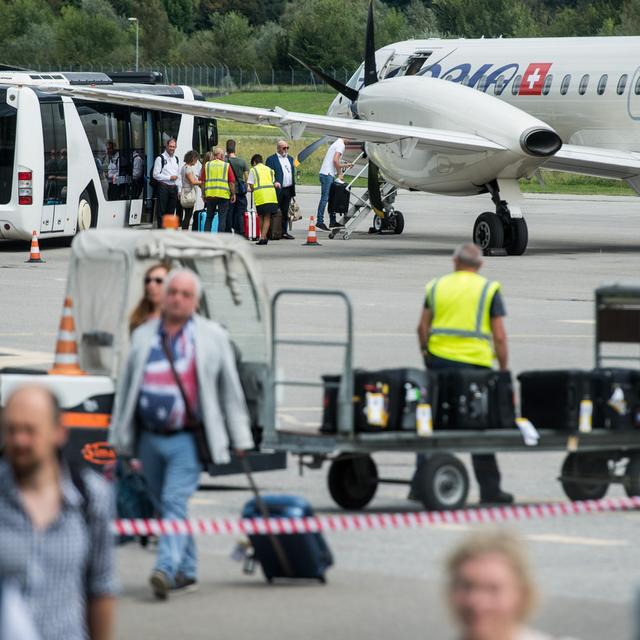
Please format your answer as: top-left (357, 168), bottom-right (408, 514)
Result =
top-left (544, 144), bottom-right (640, 181)
top-left (40, 85), bottom-right (505, 155)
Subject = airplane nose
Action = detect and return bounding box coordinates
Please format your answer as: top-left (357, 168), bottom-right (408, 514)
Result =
top-left (520, 127), bottom-right (563, 157)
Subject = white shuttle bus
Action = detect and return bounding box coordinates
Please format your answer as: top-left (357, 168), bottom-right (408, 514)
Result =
top-left (0, 71), bottom-right (217, 241)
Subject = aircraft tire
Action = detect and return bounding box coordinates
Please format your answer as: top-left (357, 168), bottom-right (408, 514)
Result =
top-left (504, 218), bottom-right (528, 256)
top-left (392, 211), bottom-right (404, 235)
top-left (473, 212), bottom-right (504, 253)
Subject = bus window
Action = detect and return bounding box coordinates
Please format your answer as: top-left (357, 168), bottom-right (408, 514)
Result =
top-left (41, 103), bottom-right (67, 205)
top-left (77, 103), bottom-right (133, 201)
top-left (0, 95), bottom-right (16, 205)
top-left (155, 112), bottom-right (181, 152)
top-left (130, 110), bottom-right (145, 199)
top-left (192, 117), bottom-right (218, 157)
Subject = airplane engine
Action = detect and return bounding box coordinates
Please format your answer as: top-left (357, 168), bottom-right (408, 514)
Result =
top-left (357, 76), bottom-right (562, 196)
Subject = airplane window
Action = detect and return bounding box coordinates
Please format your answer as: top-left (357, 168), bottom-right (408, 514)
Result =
top-left (635, 76), bottom-right (640, 95)
top-left (511, 75), bottom-right (522, 95)
top-left (597, 74), bottom-right (608, 95)
top-left (445, 75), bottom-right (453, 81)
top-left (617, 74), bottom-right (628, 95)
top-left (477, 76), bottom-right (487, 92)
top-left (494, 76), bottom-right (505, 95)
top-left (579, 74), bottom-right (590, 95)
top-left (560, 74), bottom-right (571, 95)
top-left (542, 74), bottom-right (553, 95)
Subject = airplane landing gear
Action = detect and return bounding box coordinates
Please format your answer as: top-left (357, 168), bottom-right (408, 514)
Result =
top-left (473, 180), bottom-right (529, 256)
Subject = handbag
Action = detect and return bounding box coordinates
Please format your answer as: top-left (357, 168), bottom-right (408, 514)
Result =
top-left (160, 337), bottom-right (213, 466)
top-left (288, 197), bottom-right (302, 223)
top-left (180, 188), bottom-right (197, 208)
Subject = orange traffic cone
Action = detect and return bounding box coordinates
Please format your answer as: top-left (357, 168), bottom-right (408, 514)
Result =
top-left (25, 230), bottom-right (45, 263)
top-left (162, 214), bottom-right (179, 229)
top-left (303, 216), bottom-right (321, 246)
top-left (49, 297), bottom-right (86, 376)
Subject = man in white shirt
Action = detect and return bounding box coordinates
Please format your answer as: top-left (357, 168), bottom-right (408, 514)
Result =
top-left (152, 138), bottom-right (182, 228)
top-left (317, 138), bottom-right (351, 232)
top-left (265, 140), bottom-right (296, 240)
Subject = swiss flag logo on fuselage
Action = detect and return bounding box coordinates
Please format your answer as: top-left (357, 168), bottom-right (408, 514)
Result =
top-left (519, 63), bottom-right (553, 95)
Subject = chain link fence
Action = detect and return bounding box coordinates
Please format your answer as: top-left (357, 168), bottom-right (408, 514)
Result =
top-left (33, 64), bottom-right (356, 92)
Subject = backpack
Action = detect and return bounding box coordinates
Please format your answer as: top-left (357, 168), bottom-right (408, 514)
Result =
top-left (149, 155), bottom-right (167, 189)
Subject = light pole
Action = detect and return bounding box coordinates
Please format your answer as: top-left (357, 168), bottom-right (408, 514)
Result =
top-left (128, 17), bottom-right (139, 71)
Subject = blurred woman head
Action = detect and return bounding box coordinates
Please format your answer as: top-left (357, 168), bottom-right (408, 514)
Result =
top-left (202, 151), bottom-right (214, 164)
top-left (447, 531), bottom-right (537, 640)
top-left (183, 150), bottom-right (199, 166)
top-left (129, 262), bottom-right (171, 333)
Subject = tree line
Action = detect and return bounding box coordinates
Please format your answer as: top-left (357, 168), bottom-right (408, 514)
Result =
top-left (2, 0), bottom-right (640, 72)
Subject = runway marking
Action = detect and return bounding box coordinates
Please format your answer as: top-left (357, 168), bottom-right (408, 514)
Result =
top-left (525, 533), bottom-right (628, 547)
top-left (559, 319), bottom-right (595, 325)
top-left (0, 347), bottom-right (52, 367)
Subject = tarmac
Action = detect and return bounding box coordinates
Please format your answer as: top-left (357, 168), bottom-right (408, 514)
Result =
top-left (1, 188), bottom-right (639, 639)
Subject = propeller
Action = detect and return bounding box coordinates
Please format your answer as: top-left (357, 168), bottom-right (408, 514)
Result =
top-left (296, 136), bottom-right (329, 164)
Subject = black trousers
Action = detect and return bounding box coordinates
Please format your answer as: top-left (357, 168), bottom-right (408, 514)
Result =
top-left (415, 354), bottom-right (502, 498)
top-left (276, 186), bottom-right (294, 236)
top-left (229, 192), bottom-right (247, 233)
top-left (156, 183), bottom-right (178, 227)
top-left (205, 198), bottom-right (229, 232)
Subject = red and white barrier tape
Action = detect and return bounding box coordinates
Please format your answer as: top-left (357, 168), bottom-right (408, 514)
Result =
top-left (113, 495), bottom-right (640, 537)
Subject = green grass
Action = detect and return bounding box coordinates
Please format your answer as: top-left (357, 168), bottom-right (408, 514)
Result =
top-left (212, 91), bottom-right (637, 193)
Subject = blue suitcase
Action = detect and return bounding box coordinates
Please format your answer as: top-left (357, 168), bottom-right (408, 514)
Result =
top-left (242, 495), bottom-right (333, 583)
top-left (193, 209), bottom-right (218, 232)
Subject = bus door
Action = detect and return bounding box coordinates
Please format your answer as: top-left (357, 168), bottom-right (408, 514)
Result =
top-left (39, 100), bottom-right (68, 233)
top-left (128, 109), bottom-right (145, 225)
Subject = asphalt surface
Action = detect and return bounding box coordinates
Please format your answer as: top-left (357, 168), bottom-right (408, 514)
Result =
top-left (1, 188), bottom-right (639, 639)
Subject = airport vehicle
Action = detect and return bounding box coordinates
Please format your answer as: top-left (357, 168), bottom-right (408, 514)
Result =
top-left (0, 229), bottom-right (285, 476)
top-left (38, 3), bottom-right (640, 255)
top-left (0, 71), bottom-right (217, 241)
top-left (261, 287), bottom-right (640, 512)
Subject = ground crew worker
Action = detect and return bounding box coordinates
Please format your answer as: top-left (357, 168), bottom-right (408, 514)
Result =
top-left (415, 242), bottom-right (513, 504)
top-left (201, 147), bottom-right (236, 232)
top-left (248, 154), bottom-right (279, 246)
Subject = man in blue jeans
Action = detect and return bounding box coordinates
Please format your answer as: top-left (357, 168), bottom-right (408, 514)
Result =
top-left (317, 137), bottom-right (351, 232)
top-left (110, 268), bottom-right (254, 600)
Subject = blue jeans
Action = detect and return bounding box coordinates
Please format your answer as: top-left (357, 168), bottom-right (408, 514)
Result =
top-left (317, 173), bottom-right (334, 225)
top-left (138, 431), bottom-right (201, 582)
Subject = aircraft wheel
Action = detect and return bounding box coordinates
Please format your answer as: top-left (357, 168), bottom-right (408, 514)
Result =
top-left (391, 211), bottom-right (404, 235)
top-left (473, 212), bottom-right (504, 253)
top-left (371, 214), bottom-right (383, 233)
top-left (504, 218), bottom-right (528, 256)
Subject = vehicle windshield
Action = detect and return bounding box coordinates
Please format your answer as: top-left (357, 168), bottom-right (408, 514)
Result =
top-left (0, 91), bottom-right (17, 205)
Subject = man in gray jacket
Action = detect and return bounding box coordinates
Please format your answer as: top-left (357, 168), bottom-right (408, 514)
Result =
top-left (110, 268), bottom-right (254, 600)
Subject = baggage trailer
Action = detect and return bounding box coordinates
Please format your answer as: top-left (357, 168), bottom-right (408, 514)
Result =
top-left (0, 230), bottom-right (286, 477)
top-left (262, 288), bottom-right (640, 511)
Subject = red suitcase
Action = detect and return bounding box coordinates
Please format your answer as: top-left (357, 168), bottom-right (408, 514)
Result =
top-left (244, 210), bottom-right (258, 240)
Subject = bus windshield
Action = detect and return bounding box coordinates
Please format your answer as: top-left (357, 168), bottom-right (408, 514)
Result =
top-left (0, 92), bottom-right (17, 205)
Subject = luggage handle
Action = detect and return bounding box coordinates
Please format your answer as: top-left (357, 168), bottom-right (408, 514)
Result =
top-left (241, 456), bottom-right (294, 579)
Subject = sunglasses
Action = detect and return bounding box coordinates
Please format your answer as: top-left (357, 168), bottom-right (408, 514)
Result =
top-left (145, 277), bottom-right (164, 285)
top-left (281, 146), bottom-right (289, 150)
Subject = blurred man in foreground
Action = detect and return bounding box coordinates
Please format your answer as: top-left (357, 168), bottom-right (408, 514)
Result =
top-left (0, 385), bottom-right (116, 640)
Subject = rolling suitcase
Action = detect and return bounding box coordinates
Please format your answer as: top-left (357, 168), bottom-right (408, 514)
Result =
top-left (243, 209), bottom-right (258, 240)
top-left (435, 369), bottom-right (515, 430)
top-left (269, 210), bottom-right (283, 240)
top-left (328, 181), bottom-right (350, 215)
top-left (194, 209), bottom-right (218, 233)
top-left (518, 369), bottom-right (591, 431)
top-left (240, 459), bottom-right (332, 583)
top-left (591, 368), bottom-right (640, 430)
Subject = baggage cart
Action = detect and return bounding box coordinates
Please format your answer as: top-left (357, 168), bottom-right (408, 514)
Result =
top-left (262, 288), bottom-right (640, 511)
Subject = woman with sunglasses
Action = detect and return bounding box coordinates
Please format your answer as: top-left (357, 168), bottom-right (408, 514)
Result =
top-left (129, 263), bottom-right (171, 333)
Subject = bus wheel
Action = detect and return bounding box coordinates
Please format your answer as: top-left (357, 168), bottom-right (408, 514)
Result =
top-left (77, 190), bottom-right (95, 232)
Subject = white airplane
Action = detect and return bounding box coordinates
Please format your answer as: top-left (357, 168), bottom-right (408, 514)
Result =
top-left (42, 2), bottom-right (640, 255)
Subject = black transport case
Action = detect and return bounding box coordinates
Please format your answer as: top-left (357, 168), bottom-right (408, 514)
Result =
top-left (590, 368), bottom-right (640, 430)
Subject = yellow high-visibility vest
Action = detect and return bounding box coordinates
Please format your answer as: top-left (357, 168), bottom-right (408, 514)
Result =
top-left (425, 271), bottom-right (501, 368)
top-left (204, 159), bottom-right (231, 200)
top-left (249, 164), bottom-right (278, 206)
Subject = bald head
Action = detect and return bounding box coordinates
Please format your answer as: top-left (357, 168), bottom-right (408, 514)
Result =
top-left (162, 268), bottom-right (201, 325)
top-left (212, 146), bottom-right (224, 160)
top-left (2, 385), bottom-right (65, 477)
top-left (276, 140), bottom-right (289, 156)
top-left (453, 243), bottom-right (483, 271)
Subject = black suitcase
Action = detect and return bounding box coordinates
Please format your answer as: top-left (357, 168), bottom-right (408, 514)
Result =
top-left (328, 181), bottom-right (350, 215)
top-left (435, 369), bottom-right (515, 430)
top-left (518, 369), bottom-right (591, 431)
top-left (242, 495), bottom-right (333, 583)
top-left (321, 368), bottom-right (435, 433)
top-left (591, 368), bottom-right (640, 430)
